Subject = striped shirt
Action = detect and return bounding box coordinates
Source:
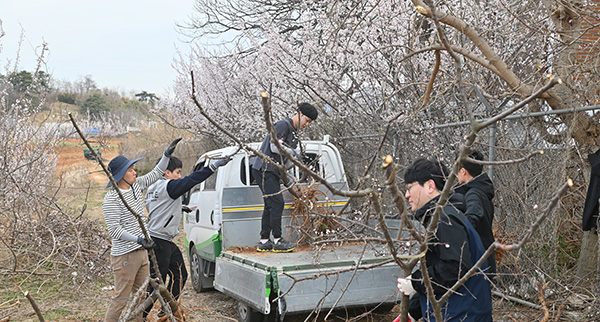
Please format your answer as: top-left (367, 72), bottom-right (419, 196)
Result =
top-left (103, 164), bottom-right (165, 256)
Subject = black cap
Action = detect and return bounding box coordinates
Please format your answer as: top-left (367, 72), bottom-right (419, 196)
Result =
top-left (298, 102), bottom-right (318, 121)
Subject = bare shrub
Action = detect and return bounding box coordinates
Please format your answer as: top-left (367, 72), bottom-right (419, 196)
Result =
top-left (0, 29), bottom-right (112, 319)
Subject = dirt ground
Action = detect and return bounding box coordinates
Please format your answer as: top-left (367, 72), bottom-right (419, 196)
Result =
top-left (20, 138), bottom-right (564, 322)
top-left (53, 138), bottom-right (122, 221)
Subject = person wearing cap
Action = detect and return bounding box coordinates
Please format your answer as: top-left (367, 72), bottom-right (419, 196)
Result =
top-left (142, 155), bottom-right (231, 318)
top-left (102, 138), bottom-right (181, 322)
top-left (251, 102), bottom-right (318, 252)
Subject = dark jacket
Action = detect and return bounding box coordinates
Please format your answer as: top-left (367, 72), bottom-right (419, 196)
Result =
top-left (456, 173), bottom-right (496, 274)
top-left (412, 195), bottom-right (493, 322)
top-left (582, 149), bottom-right (600, 231)
top-left (252, 118), bottom-right (297, 174)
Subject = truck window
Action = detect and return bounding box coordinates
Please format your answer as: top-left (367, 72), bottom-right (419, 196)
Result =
top-left (241, 153), bottom-right (327, 185)
top-left (190, 160), bottom-right (216, 191)
top-left (203, 167), bottom-right (217, 191)
top-left (189, 161), bottom-right (206, 195)
top-left (240, 156), bottom-right (257, 186)
top-left (294, 153), bottom-right (321, 182)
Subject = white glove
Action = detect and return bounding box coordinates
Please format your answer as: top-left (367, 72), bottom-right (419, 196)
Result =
top-left (397, 277), bottom-right (416, 296)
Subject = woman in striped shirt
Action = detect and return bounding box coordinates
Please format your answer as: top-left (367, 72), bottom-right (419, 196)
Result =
top-left (102, 138), bottom-right (180, 322)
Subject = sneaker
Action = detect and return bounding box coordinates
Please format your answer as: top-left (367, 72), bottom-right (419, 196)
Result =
top-left (257, 240), bottom-right (274, 252)
top-left (272, 238), bottom-right (296, 253)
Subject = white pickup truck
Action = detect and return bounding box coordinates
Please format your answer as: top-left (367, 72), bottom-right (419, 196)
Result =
top-left (182, 136), bottom-right (399, 322)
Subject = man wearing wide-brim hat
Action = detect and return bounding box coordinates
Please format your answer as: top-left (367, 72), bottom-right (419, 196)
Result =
top-left (102, 138), bottom-right (181, 322)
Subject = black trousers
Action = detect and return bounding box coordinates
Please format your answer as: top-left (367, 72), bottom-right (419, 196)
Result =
top-left (252, 168), bottom-right (284, 240)
top-left (143, 237), bottom-right (188, 316)
top-left (409, 293), bottom-right (423, 320)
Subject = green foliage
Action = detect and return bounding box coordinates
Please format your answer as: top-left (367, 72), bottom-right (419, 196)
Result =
top-left (135, 90), bottom-right (159, 104)
top-left (57, 92), bottom-right (77, 104)
top-left (36, 71), bottom-right (50, 91)
top-left (8, 70), bottom-right (51, 94)
top-left (3, 70), bottom-right (51, 110)
top-left (81, 93), bottom-right (109, 117)
top-left (121, 97), bottom-right (151, 118)
top-left (8, 70), bottom-right (34, 93)
top-left (122, 97), bottom-right (144, 110)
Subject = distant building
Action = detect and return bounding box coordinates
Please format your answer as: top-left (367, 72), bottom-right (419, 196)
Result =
top-left (85, 128), bottom-right (100, 137)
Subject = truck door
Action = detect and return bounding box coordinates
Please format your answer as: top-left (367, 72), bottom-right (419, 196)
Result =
top-left (186, 160), bottom-right (220, 260)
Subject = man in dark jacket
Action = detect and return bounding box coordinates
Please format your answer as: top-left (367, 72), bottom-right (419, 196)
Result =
top-left (399, 158), bottom-right (492, 322)
top-left (456, 149), bottom-right (496, 275)
top-left (251, 102), bottom-right (318, 253)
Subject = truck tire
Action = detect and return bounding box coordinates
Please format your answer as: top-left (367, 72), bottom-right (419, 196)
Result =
top-left (237, 301), bottom-right (264, 322)
top-left (190, 247), bottom-right (213, 293)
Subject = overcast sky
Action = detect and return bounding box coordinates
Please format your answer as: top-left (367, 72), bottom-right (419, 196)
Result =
top-left (1, 0), bottom-right (195, 96)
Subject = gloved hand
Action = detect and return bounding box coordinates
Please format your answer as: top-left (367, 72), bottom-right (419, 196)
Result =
top-left (284, 159), bottom-right (294, 170)
top-left (398, 276), bottom-right (416, 296)
top-left (294, 147), bottom-right (301, 158)
top-left (137, 236), bottom-right (156, 250)
top-left (164, 137), bottom-right (182, 157)
top-left (209, 156), bottom-right (232, 171)
top-left (283, 146), bottom-right (297, 158)
top-left (284, 174), bottom-right (296, 188)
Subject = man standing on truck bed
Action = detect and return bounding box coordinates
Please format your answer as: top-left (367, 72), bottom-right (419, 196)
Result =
top-left (252, 102), bottom-right (318, 252)
top-left (143, 154), bottom-right (230, 318)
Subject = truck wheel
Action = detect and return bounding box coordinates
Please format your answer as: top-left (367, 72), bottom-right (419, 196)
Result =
top-left (190, 247), bottom-right (212, 293)
top-left (237, 301), bottom-right (264, 322)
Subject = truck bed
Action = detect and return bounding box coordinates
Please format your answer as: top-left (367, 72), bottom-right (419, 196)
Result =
top-left (214, 243), bottom-right (399, 315)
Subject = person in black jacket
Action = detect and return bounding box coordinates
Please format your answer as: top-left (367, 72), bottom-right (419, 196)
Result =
top-left (398, 158), bottom-right (492, 322)
top-left (251, 102), bottom-right (318, 253)
top-left (456, 149), bottom-right (496, 275)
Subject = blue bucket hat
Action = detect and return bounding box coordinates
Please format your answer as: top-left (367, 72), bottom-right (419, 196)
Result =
top-left (106, 155), bottom-right (143, 188)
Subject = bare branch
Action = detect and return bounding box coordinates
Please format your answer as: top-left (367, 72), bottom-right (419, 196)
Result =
top-left (24, 291), bottom-right (45, 322)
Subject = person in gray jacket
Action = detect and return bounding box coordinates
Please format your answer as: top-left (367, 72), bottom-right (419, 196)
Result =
top-left (143, 154), bottom-right (230, 317)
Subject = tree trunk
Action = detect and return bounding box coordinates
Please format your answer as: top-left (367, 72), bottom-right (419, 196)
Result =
top-left (540, 0), bottom-right (600, 279)
top-left (576, 228), bottom-right (598, 279)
